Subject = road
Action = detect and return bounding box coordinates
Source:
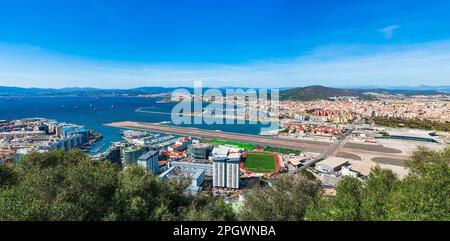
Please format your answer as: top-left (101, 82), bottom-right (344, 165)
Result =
top-left (299, 118), bottom-right (373, 170)
top-left (299, 127), bottom-right (354, 170)
top-left (105, 121), bottom-right (409, 160)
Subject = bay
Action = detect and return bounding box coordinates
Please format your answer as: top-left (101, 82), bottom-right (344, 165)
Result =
top-left (0, 96), bottom-right (277, 154)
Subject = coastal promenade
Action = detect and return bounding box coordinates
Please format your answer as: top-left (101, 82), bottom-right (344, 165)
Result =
top-left (104, 121), bottom-right (410, 160)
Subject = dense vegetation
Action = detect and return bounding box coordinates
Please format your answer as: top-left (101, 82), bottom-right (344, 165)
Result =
top-left (240, 147), bottom-right (449, 221)
top-left (239, 175), bottom-right (321, 220)
top-left (373, 116), bottom-right (450, 132)
top-left (0, 147), bottom-right (448, 221)
top-left (0, 150), bottom-right (236, 221)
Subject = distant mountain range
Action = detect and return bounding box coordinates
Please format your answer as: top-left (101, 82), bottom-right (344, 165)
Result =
top-left (341, 85), bottom-right (450, 92)
top-left (280, 85), bottom-right (361, 101)
top-left (0, 86), bottom-right (177, 96)
top-left (279, 85), bottom-right (449, 101)
top-left (1, 85), bottom-right (449, 99)
top-left (280, 85), bottom-right (450, 101)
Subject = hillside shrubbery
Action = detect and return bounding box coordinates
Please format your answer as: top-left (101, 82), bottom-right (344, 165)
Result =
top-left (1, 147), bottom-right (448, 221)
top-left (0, 149), bottom-right (236, 221)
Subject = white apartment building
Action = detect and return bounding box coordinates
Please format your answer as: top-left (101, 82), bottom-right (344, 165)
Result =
top-left (213, 159), bottom-right (240, 189)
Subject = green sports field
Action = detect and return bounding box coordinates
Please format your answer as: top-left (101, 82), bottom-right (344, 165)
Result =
top-left (202, 139), bottom-right (257, 150)
top-left (264, 147), bottom-right (302, 155)
top-left (243, 152), bottom-right (277, 173)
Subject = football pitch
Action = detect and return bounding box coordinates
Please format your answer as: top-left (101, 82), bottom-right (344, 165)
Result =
top-left (243, 152), bottom-right (277, 173)
top-left (202, 139), bottom-right (257, 150)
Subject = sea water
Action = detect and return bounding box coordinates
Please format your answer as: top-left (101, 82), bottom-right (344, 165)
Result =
top-left (0, 96), bottom-right (277, 153)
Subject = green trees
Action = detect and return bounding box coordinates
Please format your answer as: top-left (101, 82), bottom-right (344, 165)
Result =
top-left (0, 149), bottom-right (236, 221)
top-left (1, 147), bottom-right (448, 221)
top-left (305, 177), bottom-right (363, 221)
top-left (386, 147), bottom-right (450, 220)
top-left (373, 116), bottom-right (450, 131)
top-left (239, 175), bottom-right (321, 221)
top-left (0, 150), bottom-right (118, 220)
top-left (306, 147), bottom-right (450, 221)
top-left (184, 195), bottom-right (237, 221)
top-left (360, 167), bottom-right (398, 220)
top-left (107, 165), bottom-right (195, 221)
top-left (0, 164), bottom-right (17, 189)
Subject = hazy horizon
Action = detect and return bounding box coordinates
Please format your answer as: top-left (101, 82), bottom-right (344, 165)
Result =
top-left (1, 83), bottom-right (450, 91)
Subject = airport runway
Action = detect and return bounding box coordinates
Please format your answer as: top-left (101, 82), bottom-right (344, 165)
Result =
top-left (105, 121), bottom-right (409, 159)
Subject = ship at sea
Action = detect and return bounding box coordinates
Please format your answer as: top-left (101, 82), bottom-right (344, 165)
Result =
top-left (156, 99), bottom-right (170, 103)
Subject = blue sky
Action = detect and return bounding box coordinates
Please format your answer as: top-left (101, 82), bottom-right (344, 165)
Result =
top-left (0, 0), bottom-right (449, 88)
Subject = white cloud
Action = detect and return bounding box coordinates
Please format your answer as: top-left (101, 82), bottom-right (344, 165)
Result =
top-left (378, 25), bottom-right (400, 39)
top-left (0, 40), bottom-right (450, 88)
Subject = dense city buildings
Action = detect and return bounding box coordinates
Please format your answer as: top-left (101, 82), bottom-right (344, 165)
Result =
top-left (2, 89), bottom-right (449, 202)
top-left (279, 94), bottom-right (450, 124)
top-left (0, 118), bottom-right (100, 164)
top-left (1, 89), bottom-right (449, 225)
top-left (107, 88), bottom-right (450, 197)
